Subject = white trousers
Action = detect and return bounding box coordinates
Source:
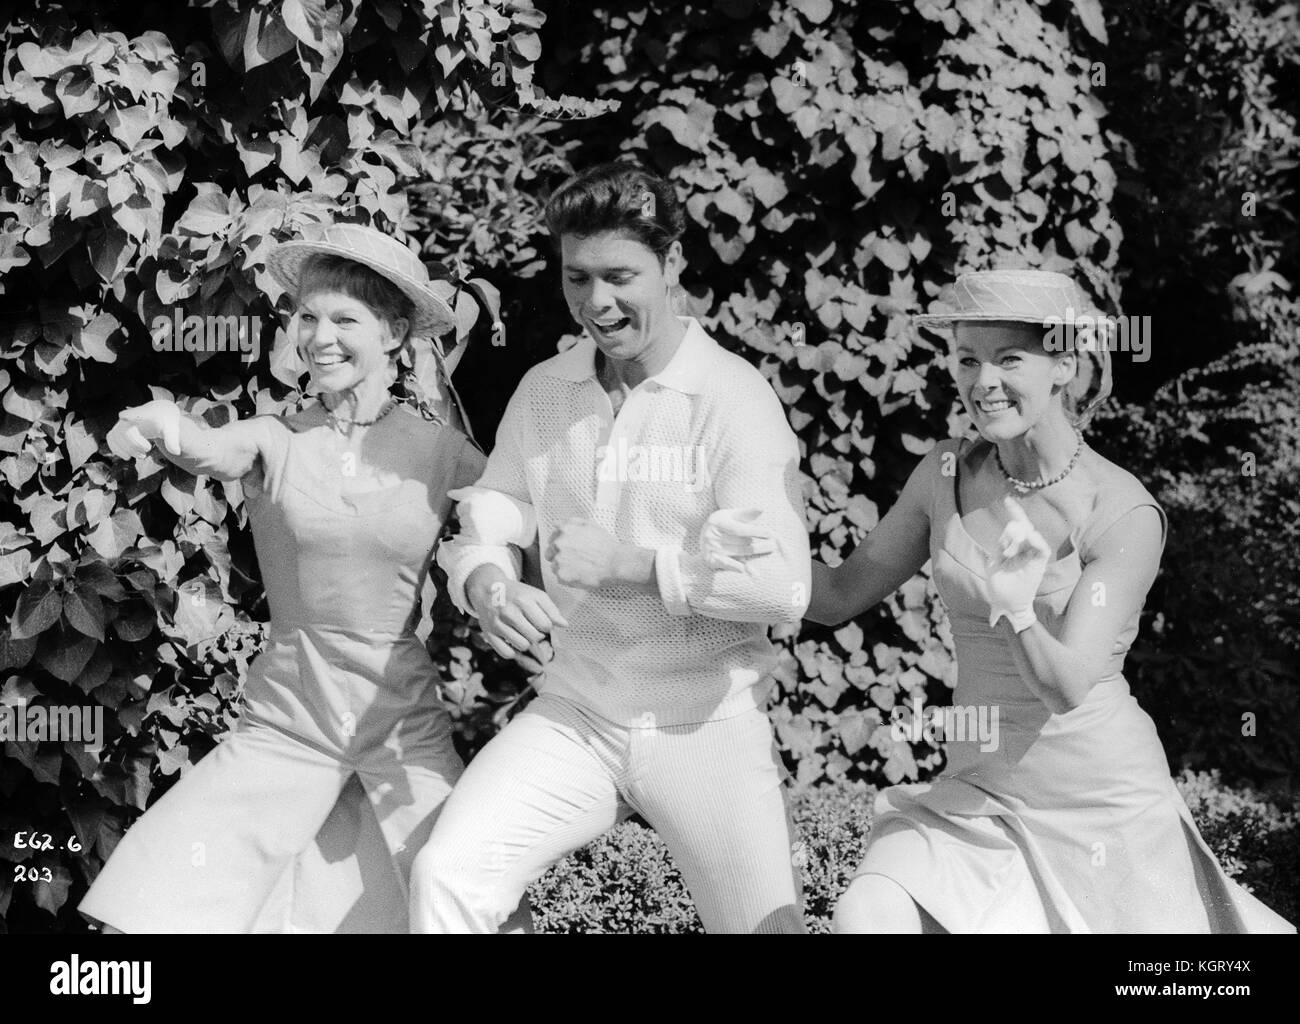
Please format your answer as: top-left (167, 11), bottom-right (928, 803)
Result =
top-left (410, 693), bottom-right (805, 933)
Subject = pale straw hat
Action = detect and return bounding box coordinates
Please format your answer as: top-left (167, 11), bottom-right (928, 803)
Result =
top-left (912, 268), bottom-right (1104, 331)
top-left (267, 222), bottom-right (456, 336)
top-left (914, 267), bottom-right (1115, 425)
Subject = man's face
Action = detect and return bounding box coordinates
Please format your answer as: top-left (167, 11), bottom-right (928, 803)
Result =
top-left (559, 231), bottom-right (682, 363)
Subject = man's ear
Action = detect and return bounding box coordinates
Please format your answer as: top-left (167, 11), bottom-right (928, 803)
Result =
top-left (662, 241), bottom-right (684, 289)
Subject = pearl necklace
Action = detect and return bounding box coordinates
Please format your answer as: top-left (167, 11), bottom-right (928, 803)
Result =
top-left (325, 397), bottom-right (397, 434)
top-left (995, 431), bottom-right (1084, 494)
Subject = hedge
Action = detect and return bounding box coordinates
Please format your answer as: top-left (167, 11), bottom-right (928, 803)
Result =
top-left (527, 770), bottom-right (1299, 933)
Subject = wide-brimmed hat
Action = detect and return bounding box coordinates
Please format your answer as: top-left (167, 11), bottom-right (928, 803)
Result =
top-left (267, 222), bottom-right (456, 336)
top-left (913, 268), bottom-right (1103, 333)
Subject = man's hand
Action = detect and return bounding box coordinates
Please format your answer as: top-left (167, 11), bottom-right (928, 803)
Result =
top-left (466, 566), bottom-right (568, 673)
top-left (545, 517), bottom-right (653, 591)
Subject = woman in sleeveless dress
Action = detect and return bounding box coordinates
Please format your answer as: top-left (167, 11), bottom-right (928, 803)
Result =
top-left (79, 223), bottom-right (521, 933)
top-left (803, 269), bottom-right (1294, 934)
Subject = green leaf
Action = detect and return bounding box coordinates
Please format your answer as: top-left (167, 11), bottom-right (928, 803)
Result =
top-left (0, 548), bottom-right (33, 588)
top-left (511, 31), bottom-right (542, 63)
top-left (55, 72), bottom-right (100, 119)
top-left (74, 312), bottom-right (119, 362)
top-left (85, 508), bottom-right (144, 561)
top-left (11, 581), bottom-right (62, 640)
top-left (64, 418), bottom-right (100, 470)
top-left (792, 0), bottom-right (833, 23)
top-left (872, 236), bottom-right (910, 272)
top-left (1, 676), bottom-right (39, 707)
top-left (7, 68), bottom-right (59, 113)
top-left (1072, 0), bottom-right (1108, 44)
top-left (0, 633), bottom-right (37, 670)
top-left (33, 865), bottom-right (73, 916)
top-left (282, 0), bottom-right (343, 56)
top-left (37, 625), bottom-right (97, 683)
top-left (74, 649), bottom-right (113, 695)
top-left (104, 105), bottom-right (154, 151)
top-left (645, 106), bottom-right (705, 150)
top-left (111, 607), bottom-right (155, 642)
top-left (177, 190), bottom-right (233, 237)
top-left (87, 225), bottom-right (132, 284)
top-left (15, 42), bottom-right (72, 79)
top-left (157, 742), bottom-right (190, 776)
top-left (110, 194), bottom-right (154, 242)
top-left (63, 588), bottom-right (106, 641)
top-left (64, 798), bottom-right (108, 854)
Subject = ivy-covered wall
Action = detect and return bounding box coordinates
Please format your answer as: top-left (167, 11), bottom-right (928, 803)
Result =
top-left (1, 0), bottom-right (1295, 931)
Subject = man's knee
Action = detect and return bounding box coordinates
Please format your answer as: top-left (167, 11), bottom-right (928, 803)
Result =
top-left (832, 874), bottom-right (921, 934)
top-left (750, 902), bottom-right (806, 934)
top-left (409, 839), bottom-right (517, 933)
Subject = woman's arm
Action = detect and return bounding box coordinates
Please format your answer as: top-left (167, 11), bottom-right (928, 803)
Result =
top-left (1002, 505), bottom-right (1164, 714)
top-left (111, 399), bottom-right (266, 481)
top-left (805, 447), bottom-right (938, 626)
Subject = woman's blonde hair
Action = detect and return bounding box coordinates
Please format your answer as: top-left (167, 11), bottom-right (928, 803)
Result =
top-left (1059, 322), bottom-right (1114, 428)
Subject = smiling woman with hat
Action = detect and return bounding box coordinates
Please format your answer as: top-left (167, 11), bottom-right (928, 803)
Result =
top-left (80, 222), bottom-right (527, 933)
top-left (795, 267), bottom-right (1294, 933)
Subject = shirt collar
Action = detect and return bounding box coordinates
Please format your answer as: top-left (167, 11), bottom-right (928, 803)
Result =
top-left (541, 317), bottom-right (716, 395)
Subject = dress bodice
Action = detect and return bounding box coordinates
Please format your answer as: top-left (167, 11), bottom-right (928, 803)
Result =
top-left (243, 406), bottom-right (481, 638)
top-left (928, 437), bottom-right (1166, 722)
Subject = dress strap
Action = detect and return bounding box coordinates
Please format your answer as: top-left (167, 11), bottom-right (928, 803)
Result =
top-left (927, 436), bottom-right (968, 535)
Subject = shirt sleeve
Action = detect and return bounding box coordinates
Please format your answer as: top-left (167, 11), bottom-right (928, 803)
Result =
top-left (434, 383), bottom-right (534, 615)
top-left (655, 376), bottom-right (811, 625)
top-left (237, 416), bottom-right (290, 500)
top-left (470, 379), bottom-right (532, 505)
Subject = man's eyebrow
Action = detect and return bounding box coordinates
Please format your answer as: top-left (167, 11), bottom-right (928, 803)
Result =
top-left (562, 265), bottom-right (638, 273)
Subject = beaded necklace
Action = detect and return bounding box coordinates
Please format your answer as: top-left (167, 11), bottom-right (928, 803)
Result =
top-left (995, 430), bottom-right (1084, 494)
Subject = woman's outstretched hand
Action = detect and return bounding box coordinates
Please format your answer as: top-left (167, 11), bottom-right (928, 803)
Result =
top-left (697, 508), bottom-right (777, 571)
top-left (108, 400), bottom-right (183, 459)
top-left (984, 495), bottom-right (1051, 633)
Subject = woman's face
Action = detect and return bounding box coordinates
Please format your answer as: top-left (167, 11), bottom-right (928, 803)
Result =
top-left (950, 321), bottom-right (1075, 441)
top-left (295, 285), bottom-right (407, 394)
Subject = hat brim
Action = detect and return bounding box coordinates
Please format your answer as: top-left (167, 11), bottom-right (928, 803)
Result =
top-left (912, 311), bottom-right (1116, 332)
top-left (267, 240), bottom-right (457, 336)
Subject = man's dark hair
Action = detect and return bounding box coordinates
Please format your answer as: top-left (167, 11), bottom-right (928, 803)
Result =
top-left (543, 162), bottom-right (686, 262)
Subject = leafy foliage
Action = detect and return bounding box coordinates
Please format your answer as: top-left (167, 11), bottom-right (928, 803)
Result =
top-left (525, 772), bottom-right (1299, 933)
top-left (1094, 0), bottom-right (1300, 791)
top-left (0, 0), bottom-right (569, 930)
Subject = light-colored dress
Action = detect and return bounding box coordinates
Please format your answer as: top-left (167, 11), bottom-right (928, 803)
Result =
top-left (854, 437), bottom-right (1294, 933)
top-left (80, 405), bottom-right (482, 933)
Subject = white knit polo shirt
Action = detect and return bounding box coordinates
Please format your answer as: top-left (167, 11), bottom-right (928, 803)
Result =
top-left (438, 317), bottom-right (811, 727)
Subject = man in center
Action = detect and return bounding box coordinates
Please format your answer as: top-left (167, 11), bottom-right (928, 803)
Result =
top-left (411, 162), bottom-right (812, 933)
